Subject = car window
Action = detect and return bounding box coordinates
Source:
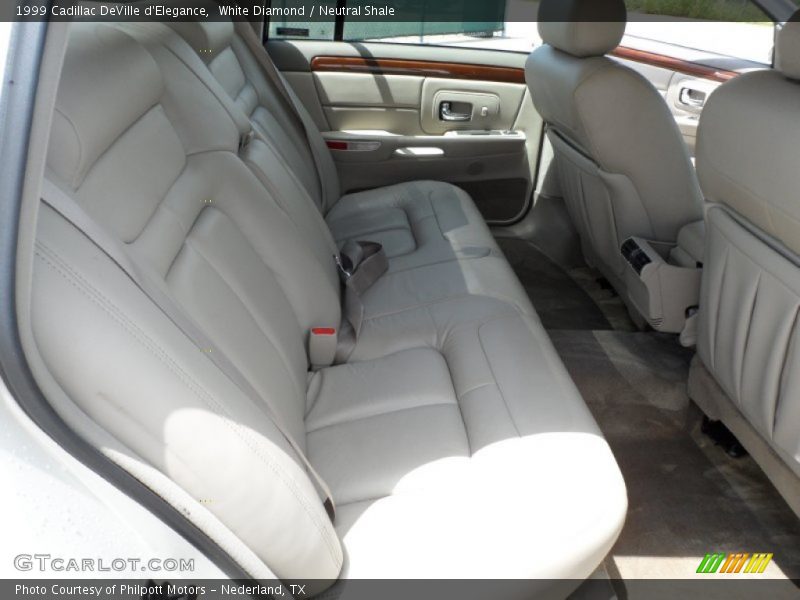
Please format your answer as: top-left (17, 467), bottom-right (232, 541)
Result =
top-left (266, 0), bottom-right (775, 65)
top-left (624, 0), bottom-right (774, 64)
top-left (266, 0), bottom-right (337, 41)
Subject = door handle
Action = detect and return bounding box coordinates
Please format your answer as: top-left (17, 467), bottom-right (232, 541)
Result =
top-left (679, 87), bottom-right (706, 108)
top-left (439, 101), bottom-right (471, 122)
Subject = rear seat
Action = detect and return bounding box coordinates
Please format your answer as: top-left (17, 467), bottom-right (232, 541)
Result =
top-left (169, 19), bottom-right (506, 272)
top-left (131, 18), bottom-right (539, 339)
top-left (30, 21), bottom-right (627, 593)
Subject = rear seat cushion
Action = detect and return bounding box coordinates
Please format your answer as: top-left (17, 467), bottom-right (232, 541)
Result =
top-left (327, 180), bottom-right (502, 269)
top-left (327, 206), bottom-right (417, 258)
top-left (307, 315), bottom-right (627, 579)
top-left (357, 256), bottom-right (535, 330)
top-left (307, 348), bottom-right (468, 504)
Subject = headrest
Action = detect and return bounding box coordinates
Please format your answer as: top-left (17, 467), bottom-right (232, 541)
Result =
top-left (777, 11), bottom-right (800, 80)
top-left (167, 19), bottom-right (235, 63)
top-left (48, 23), bottom-right (164, 189)
top-left (696, 67), bottom-right (800, 254)
top-left (538, 0), bottom-right (626, 58)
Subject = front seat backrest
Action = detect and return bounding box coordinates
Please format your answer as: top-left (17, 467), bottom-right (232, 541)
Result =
top-left (525, 0), bottom-right (703, 285)
top-left (694, 14), bottom-right (800, 480)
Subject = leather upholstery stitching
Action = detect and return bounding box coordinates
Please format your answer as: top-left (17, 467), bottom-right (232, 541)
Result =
top-left (711, 243), bottom-right (731, 373)
top-left (476, 319), bottom-right (523, 438)
top-left (53, 107), bottom-right (82, 190)
top-left (181, 234), bottom-right (307, 399)
top-left (306, 401), bottom-right (459, 435)
top-left (775, 307), bottom-right (800, 436)
top-left (738, 271), bottom-right (762, 401)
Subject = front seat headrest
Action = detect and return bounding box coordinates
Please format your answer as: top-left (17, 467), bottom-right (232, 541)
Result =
top-left (777, 10), bottom-right (800, 80)
top-left (538, 0), bottom-right (627, 58)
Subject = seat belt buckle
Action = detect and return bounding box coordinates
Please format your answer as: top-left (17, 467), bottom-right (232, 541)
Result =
top-left (309, 327), bottom-right (337, 369)
top-left (239, 129), bottom-right (255, 152)
top-left (334, 254), bottom-right (353, 281)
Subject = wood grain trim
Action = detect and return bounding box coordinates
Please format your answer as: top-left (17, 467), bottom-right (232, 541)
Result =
top-left (310, 48), bottom-right (738, 85)
top-left (611, 46), bottom-right (738, 83)
top-left (310, 56), bottom-right (526, 84)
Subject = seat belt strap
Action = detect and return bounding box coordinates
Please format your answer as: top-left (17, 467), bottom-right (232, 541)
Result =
top-left (234, 19), bottom-right (332, 212)
top-left (336, 240), bottom-right (389, 336)
top-left (338, 240), bottom-right (389, 296)
top-left (40, 179), bottom-right (335, 522)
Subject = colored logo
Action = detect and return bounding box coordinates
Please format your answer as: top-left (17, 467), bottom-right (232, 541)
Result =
top-left (696, 552), bottom-right (773, 574)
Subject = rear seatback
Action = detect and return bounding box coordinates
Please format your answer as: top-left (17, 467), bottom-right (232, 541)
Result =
top-left (37, 22), bottom-right (342, 584)
top-left (167, 17), bottom-right (512, 270)
top-left (30, 21), bottom-right (628, 592)
top-left (123, 19), bottom-right (543, 336)
top-left (170, 19), bottom-right (339, 212)
top-left (123, 20), bottom-right (344, 280)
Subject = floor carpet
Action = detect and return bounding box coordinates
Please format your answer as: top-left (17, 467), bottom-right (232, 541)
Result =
top-left (499, 238), bottom-right (800, 592)
top-left (497, 237), bottom-right (635, 331)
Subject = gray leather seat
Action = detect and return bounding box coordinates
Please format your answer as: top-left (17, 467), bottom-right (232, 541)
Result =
top-left (525, 0), bottom-right (703, 308)
top-left (689, 16), bottom-right (800, 516)
top-left (30, 21), bottom-right (628, 593)
top-left (170, 18), bottom-right (504, 272)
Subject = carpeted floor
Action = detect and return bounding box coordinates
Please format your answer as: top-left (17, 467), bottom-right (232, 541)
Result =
top-left (499, 237), bottom-right (800, 588)
top-left (553, 330), bottom-right (800, 584)
top-left (497, 237), bottom-right (635, 331)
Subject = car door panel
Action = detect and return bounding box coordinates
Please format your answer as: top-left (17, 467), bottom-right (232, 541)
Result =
top-left (314, 72), bottom-right (424, 134)
top-left (271, 38), bottom-right (751, 222)
top-left (269, 40), bottom-right (541, 224)
top-left (321, 129), bottom-right (528, 203)
top-left (315, 72), bottom-right (423, 108)
top-left (420, 78), bottom-right (524, 134)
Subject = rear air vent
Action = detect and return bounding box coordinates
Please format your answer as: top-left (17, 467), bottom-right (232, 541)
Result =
top-left (621, 238), bottom-right (652, 275)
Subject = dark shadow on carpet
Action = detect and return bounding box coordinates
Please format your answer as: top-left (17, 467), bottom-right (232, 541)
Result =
top-left (497, 237), bottom-right (613, 330)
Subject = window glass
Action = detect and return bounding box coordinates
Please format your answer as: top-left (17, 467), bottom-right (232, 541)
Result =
top-left (342, 0), bottom-right (505, 42)
top-left (624, 0), bottom-right (774, 64)
top-left (267, 0), bottom-right (337, 41)
top-left (341, 0), bottom-right (526, 51)
top-left (625, 0), bottom-right (768, 21)
top-left (623, 21), bottom-right (774, 64)
top-left (267, 0), bottom-right (775, 65)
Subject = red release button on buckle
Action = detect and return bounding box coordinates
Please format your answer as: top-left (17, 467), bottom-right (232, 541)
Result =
top-left (311, 327), bottom-right (336, 336)
top-left (326, 140), bottom-right (348, 151)
top-left (309, 327), bottom-right (337, 368)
